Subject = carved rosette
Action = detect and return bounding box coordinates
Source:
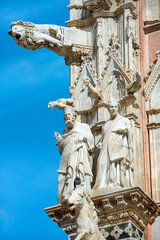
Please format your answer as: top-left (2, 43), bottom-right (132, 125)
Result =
top-left (83, 0), bottom-right (112, 11)
top-left (99, 221), bottom-right (143, 240)
top-left (44, 187), bottom-right (158, 236)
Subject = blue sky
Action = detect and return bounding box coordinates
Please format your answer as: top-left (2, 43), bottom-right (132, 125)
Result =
top-left (0, 1), bottom-right (70, 239)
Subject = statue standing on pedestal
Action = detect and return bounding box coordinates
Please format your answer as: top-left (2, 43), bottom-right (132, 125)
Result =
top-left (49, 102), bottom-right (94, 203)
top-left (93, 98), bottom-right (134, 190)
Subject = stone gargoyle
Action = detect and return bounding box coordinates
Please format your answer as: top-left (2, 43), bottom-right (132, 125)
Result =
top-left (8, 20), bottom-right (92, 56)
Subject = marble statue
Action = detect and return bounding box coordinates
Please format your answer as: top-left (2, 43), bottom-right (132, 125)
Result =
top-left (50, 104), bottom-right (94, 203)
top-left (93, 98), bottom-right (134, 190)
top-left (68, 179), bottom-right (105, 240)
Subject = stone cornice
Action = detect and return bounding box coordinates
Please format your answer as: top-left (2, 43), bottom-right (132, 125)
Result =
top-left (144, 20), bottom-right (160, 34)
top-left (66, 17), bottom-right (94, 28)
top-left (66, 3), bottom-right (136, 28)
top-left (84, 0), bottom-right (112, 11)
top-left (44, 187), bottom-right (158, 235)
top-left (67, 4), bottom-right (85, 10)
top-left (147, 122), bottom-right (160, 130)
top-left (146, 108), bottom-right (160, 115)
top-left (93, 3), bottom-right (136, 19)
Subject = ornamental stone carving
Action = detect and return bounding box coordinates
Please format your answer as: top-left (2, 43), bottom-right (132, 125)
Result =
top-left (93, 98), bottom-right (134, 191)
top-left (8, 20), bottom-right (92, 56)
top-left (83, 0), bottom-right (112, 12)
top-left (68, 182), bottom-right (105, 240)
top-left (8, 21), bottom-right (63, 52)
top-left (48, 103), bottom-right (94, 203)
top-left (9, 1), bottom-right (160, 239)
top-left (45, 187), bottom-right (159, 236)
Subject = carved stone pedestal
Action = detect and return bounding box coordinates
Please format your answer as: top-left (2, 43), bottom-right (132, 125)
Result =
top-left (69, 221), bottom-right (143, 240)
top-left (44, 187), bottom-right (158, 239)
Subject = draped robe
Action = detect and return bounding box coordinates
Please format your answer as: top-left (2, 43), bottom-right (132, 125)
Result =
top-left (57, 121), bottom-right (94, 202)
top-left (93, 115), bottom-right (134, 190)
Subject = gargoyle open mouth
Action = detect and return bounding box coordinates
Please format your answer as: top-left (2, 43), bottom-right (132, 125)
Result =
top-left (15, 33), bottom-right (21, 40)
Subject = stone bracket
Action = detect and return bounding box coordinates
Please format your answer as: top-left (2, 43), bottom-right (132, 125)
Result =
top-left (44, 187), bottom-right (158, 235)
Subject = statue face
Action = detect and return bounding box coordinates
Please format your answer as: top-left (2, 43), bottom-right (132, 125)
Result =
top-left (108, 102), bottom-right (118, 118)
top-left (64, 111), bottom-right (75, 128)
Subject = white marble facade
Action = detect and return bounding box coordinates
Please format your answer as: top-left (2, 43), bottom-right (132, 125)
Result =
top-left (9, 0), bottom-right (143, 202)
top-left (9, 0), bottom-right (160, 239)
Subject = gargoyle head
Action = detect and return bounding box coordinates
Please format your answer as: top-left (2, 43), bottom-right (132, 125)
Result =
top-left (8, 21), bottom-right (39, 50)
top-left (8, 24), bottom-right (26, 47)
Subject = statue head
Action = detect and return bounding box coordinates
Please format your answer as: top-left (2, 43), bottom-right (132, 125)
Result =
top-left (107, 98), bottom-right (119, 119)
top-left (63, 106), bottom-right (77, 129)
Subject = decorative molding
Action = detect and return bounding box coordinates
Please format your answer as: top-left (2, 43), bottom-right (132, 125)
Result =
top-left (84, 0), bottom-right (112, 11)
top-left (100, 221), bottom-right (143, 240)
top-left (119, 95), bottom-right (140, 109)
top-left (67, 4), bottom-right (85, 10)
top-left (144, 52), bottom-right (160, 100)
top-left (69, 221), bottom-right (143, 240)
top-left (146, 108), bottom-right (160, 115)
top-left (65, 17), bottom-right (94, 28)
top-left (111, 57), bottom-right (133, 85)
top-left (144, 20), bottom-right (160, 34)
top-left (66, 3), bottom-right (136, 28)
top-left (93, 3), bottom-right (136, 19)
top-left (44, 187), bottom-right (159, 235)
top-left (74, 52), bottom-right (96, 85)
top-left (64, 45), bottom-right (93, 66)
top-left (147, 122), bottom-right (160, 130)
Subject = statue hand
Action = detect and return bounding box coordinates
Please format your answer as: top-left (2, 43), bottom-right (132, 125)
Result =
top-left (54, 132), bottom-right (61, 140)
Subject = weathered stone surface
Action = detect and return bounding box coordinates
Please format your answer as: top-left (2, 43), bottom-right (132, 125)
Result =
top-left (68, 184), bottom-right (105, 240)
top-left (93, 98), bottom-right (134, 190)
top-left (9, 0), bottom-right (160, 239)
top-left (44, 187), bottom-right (158, 235)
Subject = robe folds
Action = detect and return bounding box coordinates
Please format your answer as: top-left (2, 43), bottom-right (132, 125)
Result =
top-left (57, 121), bottom-right (94, 201)
top-left (93, 115), bottom-right (134, 190)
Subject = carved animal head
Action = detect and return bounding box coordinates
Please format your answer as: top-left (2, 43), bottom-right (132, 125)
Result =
top-left (8, 21), bottom-right (44, 50)
top-left (8, 23), bottom-right (26, 46)
top-left (68, 186), bottom-right (85, 211)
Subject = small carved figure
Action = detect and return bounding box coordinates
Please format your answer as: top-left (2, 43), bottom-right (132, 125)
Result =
top-left (83, 78), bottom-right (102, 101)
top-left (127, 71), bottom-right (141, 94)
top-left (93, 98), bottom-right (134, 190)
top-left (68, 181), bottom-right (105, 240)
top-left (48, 98), bottom-right (74, 110)
top-left (53, 106), bottom-right (94, 203)
top-left (8, 21), bottom-right (63, 51)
